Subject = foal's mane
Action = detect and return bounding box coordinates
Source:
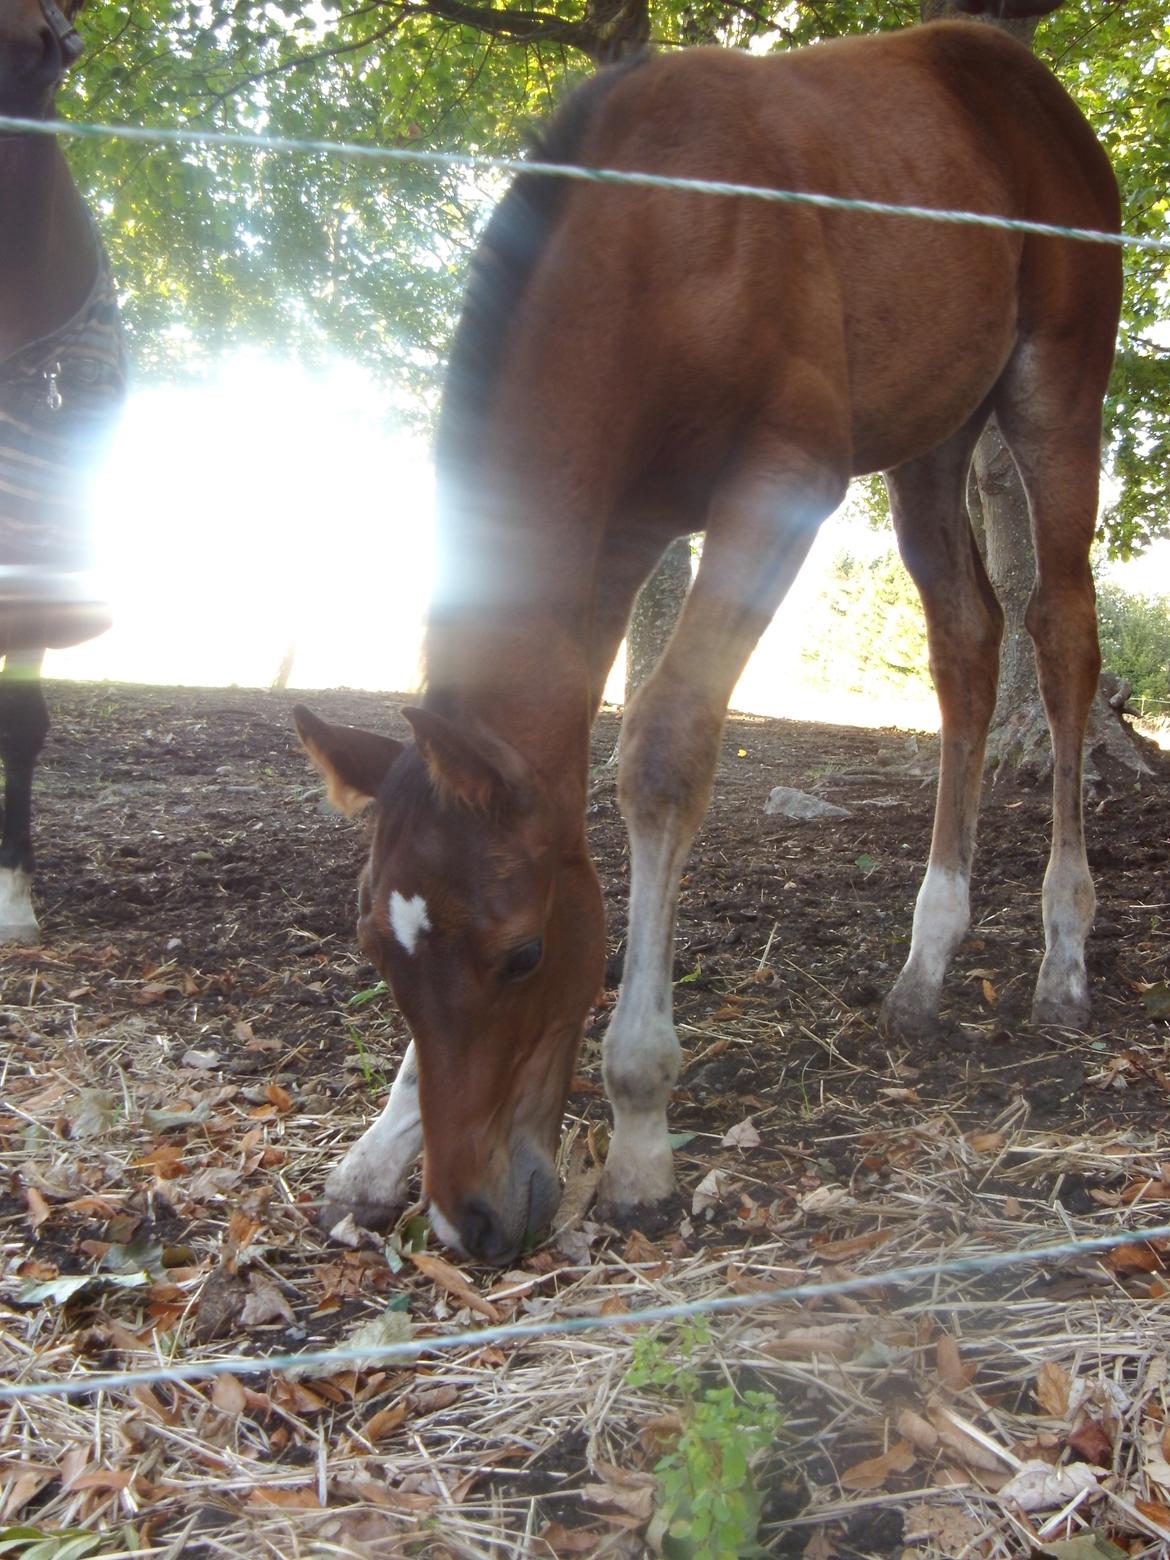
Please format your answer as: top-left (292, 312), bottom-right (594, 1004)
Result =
top-left (419, 53), bottom-right (647, 735)
top-left (435, 53), bottom-right (647, 475)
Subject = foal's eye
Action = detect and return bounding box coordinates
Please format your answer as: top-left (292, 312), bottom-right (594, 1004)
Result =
top-left (502, 939), bottom-right (543, 981)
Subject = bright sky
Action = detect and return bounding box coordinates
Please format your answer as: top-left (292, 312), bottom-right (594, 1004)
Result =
top-left (46, 355), bottom-right (1169, 732)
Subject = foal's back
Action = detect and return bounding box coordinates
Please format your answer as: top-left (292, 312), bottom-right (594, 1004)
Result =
top-left (495, 23), bottom-right (1119, 482)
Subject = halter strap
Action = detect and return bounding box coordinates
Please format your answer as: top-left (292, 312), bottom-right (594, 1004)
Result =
top-left (39, 0), bottom-right (83, 67)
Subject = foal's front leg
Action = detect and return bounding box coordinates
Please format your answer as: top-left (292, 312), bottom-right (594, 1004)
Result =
top-left (320, 1041), bottom-right (422, 1230)
top-left (599, 452), bottom-right (843, 1214)
top-left (0, 652), bottom-right (48, 945)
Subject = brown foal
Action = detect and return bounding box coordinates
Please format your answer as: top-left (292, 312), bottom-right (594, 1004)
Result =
top-left (299, 5), bottom-right (1121, 1263)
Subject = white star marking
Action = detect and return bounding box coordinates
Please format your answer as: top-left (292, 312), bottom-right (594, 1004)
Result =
top-left (389, 890), bottom-right (432, 955)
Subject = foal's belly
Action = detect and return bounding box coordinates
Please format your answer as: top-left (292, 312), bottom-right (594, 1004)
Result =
top-left (838, 240), bottom-right (1020, 476)
top-left (848, 351), bottom-right (1012, 478)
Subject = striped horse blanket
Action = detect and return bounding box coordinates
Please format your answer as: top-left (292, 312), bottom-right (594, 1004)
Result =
top-left (0, 218), bottom-right (127, 653)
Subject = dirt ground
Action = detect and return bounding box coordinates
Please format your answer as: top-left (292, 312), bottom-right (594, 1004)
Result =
top-left (3, 680), bottom-right (1170, 1558)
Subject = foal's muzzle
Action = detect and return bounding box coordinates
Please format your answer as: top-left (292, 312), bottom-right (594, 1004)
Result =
top-left (437, 1150), bottom-right (561, 1266)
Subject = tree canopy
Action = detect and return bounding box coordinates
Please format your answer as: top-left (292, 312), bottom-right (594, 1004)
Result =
top-left (60, 0), bottom-right (1170, 548)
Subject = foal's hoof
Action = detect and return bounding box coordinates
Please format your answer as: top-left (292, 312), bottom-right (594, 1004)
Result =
top-left (318, 1194), bottom-right (404, 1239)
top-left (0, 924), bottom-right (40, 947)
top-left (878, 989), bottom-right (939, 1042)
top-left (1030, 994), bottom-right (1091, 1032)
top-left (595, 1162), bottom-right (677, 1226)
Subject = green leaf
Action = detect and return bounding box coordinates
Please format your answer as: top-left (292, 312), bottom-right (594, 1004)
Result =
top-left (18, 1271), bottom-right (151, 1306)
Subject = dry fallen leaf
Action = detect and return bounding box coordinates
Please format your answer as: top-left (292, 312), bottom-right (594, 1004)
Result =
top-left (692, 1167), bottom-right (738, 1215)
top-left (363, 1402), bottom-right (409, 1441)
top-left (410, 1251), bottom-right (500, 1321)
top-left (582, 1479), bottom-right (656, 1523)
top-left (1133, 1497), bottom-right (1170, 1534)
top-left (839, 1439), bottom-right (916, 1491)
top-left (998, 1459), bottom-right (1099, 1512)
top-left (936, 1331), bottom-right (974, 1391)
top-left (1035, 1361), bottom-right (1072, 1418)
top-left (24, 1185), bottom-right (51, 1229)
top-left (248, 1485), bottom-right (323, 1509)
top-left (721, 1116), bottom-right (761, 1149)
top-left (240, 1275), bottom-right (296, 1327)
top-left (1067, 1417), bottom-right (1113, 1467)
top-left (903, 1502), bottom-right (987, 1551)
top-left (539, 1520), bottom-right (604, 1555)
top-left (897, 1408), bottom-right (940, 1453)
top-left (1105, 1241), bottom-right (1163, 1275)
top-left (211, 1372), bottom-right (247, 1416)
top-left (1139, 1421), bottom-right (1170, 1491)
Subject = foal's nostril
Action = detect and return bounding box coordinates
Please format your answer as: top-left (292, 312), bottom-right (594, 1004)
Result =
top-left (459, 1197), bottom-right (510, 1264)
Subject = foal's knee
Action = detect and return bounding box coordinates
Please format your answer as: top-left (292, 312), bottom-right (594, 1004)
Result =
top-left (1025, 581), bottom-right (1101, 697)
top-left (617, 675), bottom-right (723, 834)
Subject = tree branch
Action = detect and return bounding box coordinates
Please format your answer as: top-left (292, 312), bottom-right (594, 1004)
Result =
top-left (206, 21), bottom-right (406, 110)
top-left (399, 0), bottom-right (598, 55)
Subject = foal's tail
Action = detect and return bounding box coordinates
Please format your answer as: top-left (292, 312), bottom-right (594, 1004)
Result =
top-left (950, 0), bottom-right (1063, 16)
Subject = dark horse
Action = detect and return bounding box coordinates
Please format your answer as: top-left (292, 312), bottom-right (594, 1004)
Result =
top-left (297, 0), bottom-right (1121, 1262)
top-left (0, 0), bottom-right (126, 942)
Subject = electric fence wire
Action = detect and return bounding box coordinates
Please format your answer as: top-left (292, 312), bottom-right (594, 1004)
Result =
top-left (1, 111), bottom-right (1167, 254)
top-left (4, 1217), bottom-right (1170, 1403)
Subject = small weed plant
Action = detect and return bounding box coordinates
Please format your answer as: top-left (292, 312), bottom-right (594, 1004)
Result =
top-left (345, 1023), bottom-right (389, 1093)
top-left (626, 1318), bottom-right (783, 1559)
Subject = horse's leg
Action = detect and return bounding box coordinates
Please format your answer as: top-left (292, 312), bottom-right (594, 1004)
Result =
top-left (879, 415), bottom-right (1001, 1038)
top-left (0, 650), bottom-right (48, 944)
top-left (321, 1041), bottom-right (422, 1230)
top-left (599, 448), bottom-right (844, 1212)
top-left (995, 374), bottom-right (1108, 1029)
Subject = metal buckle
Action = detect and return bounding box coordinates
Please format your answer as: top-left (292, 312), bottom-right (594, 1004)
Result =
top-left (38, 0), bottom-right (84, 67)
top-left (43, 362), bottom-right (63, 412)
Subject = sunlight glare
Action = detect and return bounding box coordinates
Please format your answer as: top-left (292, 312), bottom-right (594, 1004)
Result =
top-left (47, 356), bottom-right (435, 693)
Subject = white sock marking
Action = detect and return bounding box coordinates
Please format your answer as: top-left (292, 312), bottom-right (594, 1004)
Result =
top-left (325, 1043), bottom-right (422, 1212)
top-left (906, 863), bottom-right (970, 987)
top-left (389, 891), bottom-right (431, 955)
top-left (0, 867), bottom-right (39, 944)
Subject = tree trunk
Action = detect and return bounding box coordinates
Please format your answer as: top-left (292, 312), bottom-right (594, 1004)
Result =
top-left (624, 536), bottom-right (692, 705)
top-left (926, 0), bottom-right (1154, 784)
top-left (272, 640), bottom-right (297, 690)
top-left (968, 428), bottom-right (1157, 782)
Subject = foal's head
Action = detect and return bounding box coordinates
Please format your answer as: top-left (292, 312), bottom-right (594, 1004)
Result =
top-left (296, 703), bottom-right (604, 1265)
top-left (0, 0), bottom-right (84, 120)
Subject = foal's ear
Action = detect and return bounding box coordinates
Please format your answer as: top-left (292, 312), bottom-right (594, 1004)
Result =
top-left (293, 706), bottom-right (405, 817)
top-left (401, 706), bottom-right (531, 813)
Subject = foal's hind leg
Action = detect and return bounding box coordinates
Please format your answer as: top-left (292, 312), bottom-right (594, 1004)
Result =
top-left (880, 417), bottom-right (1002, 1038)
top-left (0, 651), bottom-right (49, 945)
top-left (599, 447), bottom-right (844, 1213)
top-left (995, 392), bottom-right (1106, 1028)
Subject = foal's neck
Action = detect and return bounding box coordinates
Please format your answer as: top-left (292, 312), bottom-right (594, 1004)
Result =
top-left (0, 135), bottom-right (95, 359)
top-left (423, 612), bottom-right (594, 813)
